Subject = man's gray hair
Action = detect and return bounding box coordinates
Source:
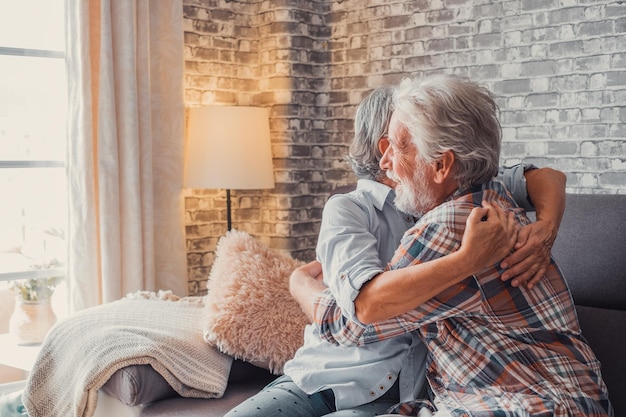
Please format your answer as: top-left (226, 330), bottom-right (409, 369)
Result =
top-left (393, 75), bottom-right (501, 188)
top-left (346, 86), bottom-right (394, 181)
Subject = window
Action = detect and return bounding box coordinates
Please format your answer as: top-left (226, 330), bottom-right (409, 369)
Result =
top-left (0, 1), bottom-right (67, 334)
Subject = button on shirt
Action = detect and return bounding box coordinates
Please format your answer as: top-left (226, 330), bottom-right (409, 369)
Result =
top-left (314, 180), bottom-right (612, 417)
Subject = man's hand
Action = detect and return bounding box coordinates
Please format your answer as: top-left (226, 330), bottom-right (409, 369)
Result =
top-left (356, 201), bottom-right (519, 324)
top-left (505, 167), bottom-right (565, 288)
top-left (500, 219), bottom-right (558, 288)
top-left (459, 200), bottom-right (518, 271)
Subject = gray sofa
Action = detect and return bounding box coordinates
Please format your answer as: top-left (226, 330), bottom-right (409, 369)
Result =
top-left (103, 193), bottom-right (626, 417)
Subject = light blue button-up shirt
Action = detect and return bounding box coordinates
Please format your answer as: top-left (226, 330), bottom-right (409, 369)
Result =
top-left (284, 164), bottom-right (535, 410)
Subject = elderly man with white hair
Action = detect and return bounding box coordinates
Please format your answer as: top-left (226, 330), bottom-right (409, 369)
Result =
top-left (314, 75), bottom-right (612, 417)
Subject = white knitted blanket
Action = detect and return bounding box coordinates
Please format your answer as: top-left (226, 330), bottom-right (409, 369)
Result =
top-left (22, 291), bottom-right (233, 417)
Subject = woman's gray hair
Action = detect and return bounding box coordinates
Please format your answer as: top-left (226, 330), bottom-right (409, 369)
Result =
top-left (346, 86), bottom-right (394, 181)
top-left (393, 75), bottom-right (501, 188)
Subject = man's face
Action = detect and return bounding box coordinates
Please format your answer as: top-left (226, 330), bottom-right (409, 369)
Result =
top-left (381, 111), bottom-right (438, 217)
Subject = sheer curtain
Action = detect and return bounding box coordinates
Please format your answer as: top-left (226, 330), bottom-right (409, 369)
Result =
top-left (65, 0), bottom-right (187, 311)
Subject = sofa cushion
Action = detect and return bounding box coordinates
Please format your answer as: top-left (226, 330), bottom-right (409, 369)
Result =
top-left (549, 193), bottom-right (626, 310)
top-left (202, 230), bottom-right (308, 374)
top-left (226, 359), bottom-right (276, 384)
top-left (139, 371), bottom-right (275, 417)
top-left (101, 359), bottom-right (272, 408)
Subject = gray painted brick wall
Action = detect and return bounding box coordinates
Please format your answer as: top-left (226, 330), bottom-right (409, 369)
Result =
top-left (183, 0), bottom-right (626, 294)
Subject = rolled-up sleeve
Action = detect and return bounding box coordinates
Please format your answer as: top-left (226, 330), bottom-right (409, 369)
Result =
top-left (313, 288), bottom-right (369, 346)
top-left (314, 221), bottom-right (481, 347)
top-left (498, 163), bottom-right (537, 211)
top-left (316, 194), bottom-right (384, 320)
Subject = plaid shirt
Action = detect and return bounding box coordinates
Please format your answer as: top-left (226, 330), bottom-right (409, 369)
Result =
top-left (314, 181), bottom-right (613, 417)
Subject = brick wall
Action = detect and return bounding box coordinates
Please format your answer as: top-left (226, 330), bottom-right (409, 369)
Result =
top-left (183, 0), bottom-right (626, 294)
top-left (183, 0), bottom-right (336, 294)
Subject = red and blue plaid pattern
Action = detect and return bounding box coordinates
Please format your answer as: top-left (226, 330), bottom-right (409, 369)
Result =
top-left (315, 181), bottom-right (612, 417)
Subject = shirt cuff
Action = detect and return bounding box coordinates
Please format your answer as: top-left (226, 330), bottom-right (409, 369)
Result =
top-left (334, 269), bottom-right (381, 320)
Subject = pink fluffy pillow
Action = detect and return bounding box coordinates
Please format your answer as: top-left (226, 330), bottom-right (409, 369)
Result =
top-left (202, 230), bottom-right (308, 374)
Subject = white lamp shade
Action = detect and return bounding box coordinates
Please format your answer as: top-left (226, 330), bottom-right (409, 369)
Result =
top-left (184, 106), bottom-right (275, 190)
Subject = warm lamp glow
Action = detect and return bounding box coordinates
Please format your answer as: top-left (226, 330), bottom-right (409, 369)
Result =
top-left (184, 106), bottom-right (275, 190)
top-left (184, 106), bottom-right (275, 230)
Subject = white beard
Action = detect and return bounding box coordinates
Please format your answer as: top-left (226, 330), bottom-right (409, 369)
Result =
top-left (387, 165), bottom-right (437, 218)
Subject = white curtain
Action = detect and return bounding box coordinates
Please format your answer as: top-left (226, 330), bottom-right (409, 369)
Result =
top-left (65, 0), bottom-right (187, 311)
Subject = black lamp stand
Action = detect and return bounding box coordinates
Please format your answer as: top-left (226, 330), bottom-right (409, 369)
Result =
top-left (226, 189), bottom-right (232, 231)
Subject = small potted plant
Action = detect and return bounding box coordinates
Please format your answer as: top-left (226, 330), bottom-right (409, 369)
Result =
top-left (8, 259), bottom-right (64, 345)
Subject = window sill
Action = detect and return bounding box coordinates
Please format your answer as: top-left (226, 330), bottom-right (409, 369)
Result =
top-left (0, 333), bottom-right (42, 373)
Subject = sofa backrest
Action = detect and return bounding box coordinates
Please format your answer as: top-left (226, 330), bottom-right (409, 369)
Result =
top-left (550, 193), bottom-right (626, 311)
top-left (549, 193), bottom-right (626, 416)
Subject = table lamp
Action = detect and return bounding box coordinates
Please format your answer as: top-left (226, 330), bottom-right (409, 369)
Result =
top-left (184, 106), bottom-right (275, 231)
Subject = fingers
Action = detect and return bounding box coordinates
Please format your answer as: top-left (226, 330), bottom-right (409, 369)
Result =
top-left (479, 203), bottom-right (556, 290)
top-left (507, 211), bottom-right (519, 250)
top-left (501, 227), bottom-right (530, 269)
top-left (522, 267), bottom-right (547, 289)
top-left (510, 265), bottom-right (547, 288)
top-left (500, 237), bottom-right (542, 282)
top-left (466, 205), bottom-right (489, 225)
top-left (500, 221), bottom-right (554, 286)
top-left (460, 200), bottom-right (523, 277)
top-left (482, 201), bottom-right (516, 238)
top-left (480, 200), bottom-right (504, 223)
top-left (488, 202), bottom-right (518, 251)
top-left (480, 201), bottom-right (517, 250)
top-left (501, 254), bottom-right (532, 283)
top-left (512, 218), bottom-right (528, 250)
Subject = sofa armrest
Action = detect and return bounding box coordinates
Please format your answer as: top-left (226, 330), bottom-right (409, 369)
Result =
top-left (100, 365), bottom-right (178, 406)
top-left (101, 359), bottom-right (274, 407)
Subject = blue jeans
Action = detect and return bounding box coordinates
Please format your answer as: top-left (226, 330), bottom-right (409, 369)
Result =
top-left (224, 375), bottom-right (400, 417)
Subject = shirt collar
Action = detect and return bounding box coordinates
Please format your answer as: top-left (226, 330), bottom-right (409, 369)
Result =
top-left (355, 178), bottom-right (395, 211)
top-left (448, 180), bottom-right (505, 200)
